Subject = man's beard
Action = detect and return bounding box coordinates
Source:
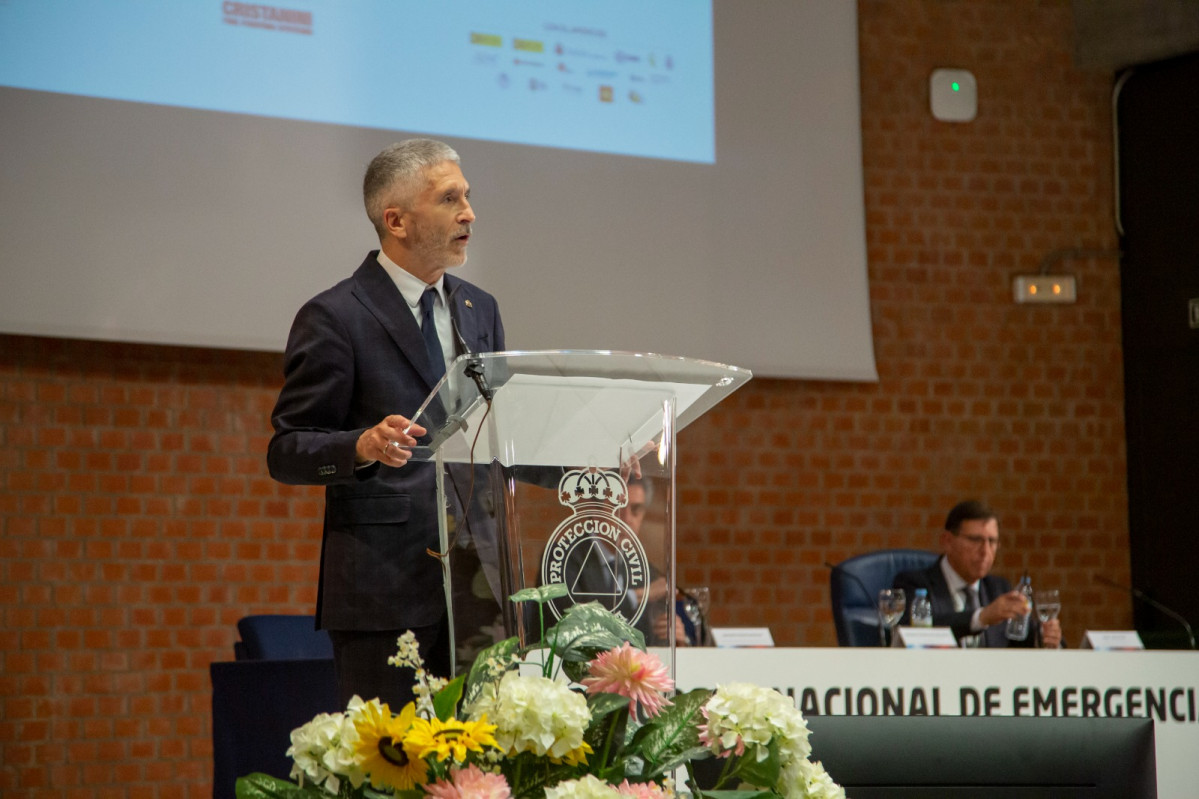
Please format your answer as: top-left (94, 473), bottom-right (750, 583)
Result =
top-left (411, 222), bottom-right (471, 269)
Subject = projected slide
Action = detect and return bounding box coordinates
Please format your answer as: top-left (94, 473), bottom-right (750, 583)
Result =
top-left (0, 0), bottom-right (714, 163)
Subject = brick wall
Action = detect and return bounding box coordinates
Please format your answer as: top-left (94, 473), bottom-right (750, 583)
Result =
top-left (0, 1), bottom-right (1131, 796)
top-left (682, 0), bottom-right (1129, 642)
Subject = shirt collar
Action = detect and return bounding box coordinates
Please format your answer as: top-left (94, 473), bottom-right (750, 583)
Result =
top-left (940, 557), bottom-right (979, 595)
top-left (376, 251), bottom-right (445, 309)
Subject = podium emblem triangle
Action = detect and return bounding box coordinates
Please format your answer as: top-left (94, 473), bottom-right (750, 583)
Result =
top-left (568, 540), bottom-right (624, 598)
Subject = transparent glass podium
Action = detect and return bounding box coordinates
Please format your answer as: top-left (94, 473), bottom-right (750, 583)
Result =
top-left (407, 350), bottom-right (751, 675)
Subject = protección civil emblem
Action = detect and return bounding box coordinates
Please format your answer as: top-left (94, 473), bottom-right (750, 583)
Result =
top-left (540, 468), bottom-right (649, 623)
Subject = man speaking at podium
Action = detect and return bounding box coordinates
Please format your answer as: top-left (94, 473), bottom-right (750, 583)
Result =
top-left (267, 139), bottom-right (505, 708)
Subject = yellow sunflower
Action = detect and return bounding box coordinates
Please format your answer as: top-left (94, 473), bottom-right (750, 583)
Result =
top-left (352, 700), bottom-right (428, 791)
top-left (406, 714), bottom-right (499, 762)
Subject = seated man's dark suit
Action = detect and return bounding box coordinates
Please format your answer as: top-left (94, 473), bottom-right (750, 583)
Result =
top-left (267, 253), bottom-right (504, 649)
top-left (892, 556), bottom-right (1037, 648)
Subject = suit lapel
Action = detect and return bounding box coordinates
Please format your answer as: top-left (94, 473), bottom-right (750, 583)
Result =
top-left (351, 256), bottom-right (442, 389)
top-left (925, 559), bottom-right (955, 618)
top-left (445, 274), bottom-right (484, 356)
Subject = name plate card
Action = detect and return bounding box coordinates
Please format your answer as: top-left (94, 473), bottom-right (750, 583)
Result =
top-left (895, 626), bottom-right (959, 649)
top-left (1081, 630), bottom-right (1145, 650)
top-left (711, 627), bottom-right (775, 648)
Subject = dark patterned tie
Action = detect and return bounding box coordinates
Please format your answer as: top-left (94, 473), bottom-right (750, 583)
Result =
top-left (963, 586), bottom-right (982, 648)
top-left (420, 288), bottom-right (446, 381)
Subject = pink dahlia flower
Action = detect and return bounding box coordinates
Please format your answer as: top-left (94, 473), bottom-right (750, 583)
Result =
top-left (423, 764), bottom-right (511, 799)
top-left (617, 779), bottom-right (669, 798)
top-left (582, 642), bottom-right (674, 717)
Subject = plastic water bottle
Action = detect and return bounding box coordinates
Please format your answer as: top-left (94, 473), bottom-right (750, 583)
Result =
top-left (1005, 572), bottom-right (1034, 641)
top-left (911, 588), bottom-right (933, 627)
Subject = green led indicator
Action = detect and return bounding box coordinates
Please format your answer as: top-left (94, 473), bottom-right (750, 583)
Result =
top-left (951, 81), bottom-right (960, 91)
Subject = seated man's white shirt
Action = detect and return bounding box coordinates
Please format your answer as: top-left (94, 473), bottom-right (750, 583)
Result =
top-left (940, 558), bottom-right (984, 633)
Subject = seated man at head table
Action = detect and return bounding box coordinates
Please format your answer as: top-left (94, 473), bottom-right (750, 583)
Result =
top-left (892, 500), bottom-right (1063, 648)
top-left (617, 477), bottom-right (708, 646)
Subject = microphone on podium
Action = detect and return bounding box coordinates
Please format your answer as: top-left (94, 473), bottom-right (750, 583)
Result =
top-left (1094, 574), bottom-right (1196, 650)
top-left (447, 284), bottom-right (494, 402)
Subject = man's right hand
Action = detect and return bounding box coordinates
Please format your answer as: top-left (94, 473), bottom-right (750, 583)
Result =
top-left (355, 415), bottom-right (427, 467)
top-left (979, 590), bottom-right (1032, 628)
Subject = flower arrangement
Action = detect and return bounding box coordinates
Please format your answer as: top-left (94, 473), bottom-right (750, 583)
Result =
top-left (235, 585), bottom-right (844, 798)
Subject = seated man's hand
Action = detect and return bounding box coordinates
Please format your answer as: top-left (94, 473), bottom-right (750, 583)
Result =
top-left (1040, 618), bottom-right (1062, 649)
top-left (978, 590), bottom-right (1032, 628)
top-left (652, 610), bottom-right (691, 646)
top-left (645, 576), bottom-right (671, 605)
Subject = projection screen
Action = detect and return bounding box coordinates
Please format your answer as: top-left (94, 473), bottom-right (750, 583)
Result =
top-left (0, 0), bottom-right (876, 381)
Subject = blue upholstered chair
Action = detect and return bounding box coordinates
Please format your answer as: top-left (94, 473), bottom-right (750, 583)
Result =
top-left (829, 549), bottom-right (940, 646)
top-left (234, 614), bottom-right (333, 660)
top-left (214, 616), bottom-right (338, 798)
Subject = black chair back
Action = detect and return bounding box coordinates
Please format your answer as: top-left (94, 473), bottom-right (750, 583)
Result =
top-left (830, 549), bottom-right (939, 646)
top-left (235, 614), bottom-right (333, 660)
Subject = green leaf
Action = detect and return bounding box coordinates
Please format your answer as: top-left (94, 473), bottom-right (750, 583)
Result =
top-left (583, 699), bottom-right (631, 775)
top-left (634, 688), bottom-right (712, 771)
top-left (650, 744), bottom-right (714, 777)
top-left (563, 652), bottom-right (597, 681)
top-left (730, 737), bottom-right (782, 791)
top-left (462, 636), bottom-right (520, 708)
top-left (433, 675), bottom-right (464, 721)
top-left (510, 584), bottom-right (569, 604)
top-left (499, 750), bottom-right (581, 797)
top-left (587, 691), bottom-right (633, 721)
top-left (544, 602), bottom-right (646, 665)
top-left (561, 656), bottom-right (591, 683)
top-left (234, 773), bottom-right (325, 798)
top-left (698, 791), bottom-right (777, 799)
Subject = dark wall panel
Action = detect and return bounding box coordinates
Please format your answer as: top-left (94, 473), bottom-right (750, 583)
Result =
top-left (1117, 51), bottom-right (1199, 647)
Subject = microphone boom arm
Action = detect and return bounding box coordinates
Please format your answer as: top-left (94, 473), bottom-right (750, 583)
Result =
top-left (1095, 574), bottom-right (1197, 649)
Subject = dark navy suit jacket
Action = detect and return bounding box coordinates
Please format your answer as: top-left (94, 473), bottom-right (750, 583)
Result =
top-left (267, 253), bottom-right (504, 632)
top-left (893, 556), bottom-right (1037, 648)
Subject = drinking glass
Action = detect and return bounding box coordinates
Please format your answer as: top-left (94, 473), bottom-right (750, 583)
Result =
top-left (680, 586), bottom-right (711, 646)
top-left (877, 589), bottom-right (906, 647)
top-left (1034, 589), bottom-right (1061, 648)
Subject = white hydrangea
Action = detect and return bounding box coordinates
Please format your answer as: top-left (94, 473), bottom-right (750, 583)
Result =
top-left (545, 774), bottom-right (623, 799)
top-left (702, 682), bottom-right (812, 764)
top-left (469, 671), bottom-right (591, 760)
top-left (285, 696), bottom-right (367, 794)
top-left (779, 758), bottom-right (846, 799)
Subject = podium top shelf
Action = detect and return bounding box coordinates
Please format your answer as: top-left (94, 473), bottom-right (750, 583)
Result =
top-left (409, 350), bottom-right (752, 466)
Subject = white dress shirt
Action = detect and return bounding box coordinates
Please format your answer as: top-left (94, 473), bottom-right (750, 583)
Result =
top-left (940, 558), bottom-right (984, 633)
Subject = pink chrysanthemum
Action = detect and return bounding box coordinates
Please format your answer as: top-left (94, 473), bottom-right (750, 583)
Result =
top-left (423, 764), bottom-right (511, 799)
top-left (617, 779), bottom-right (669, 798)
top-left (582, 642), bottom-right (674, 717)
